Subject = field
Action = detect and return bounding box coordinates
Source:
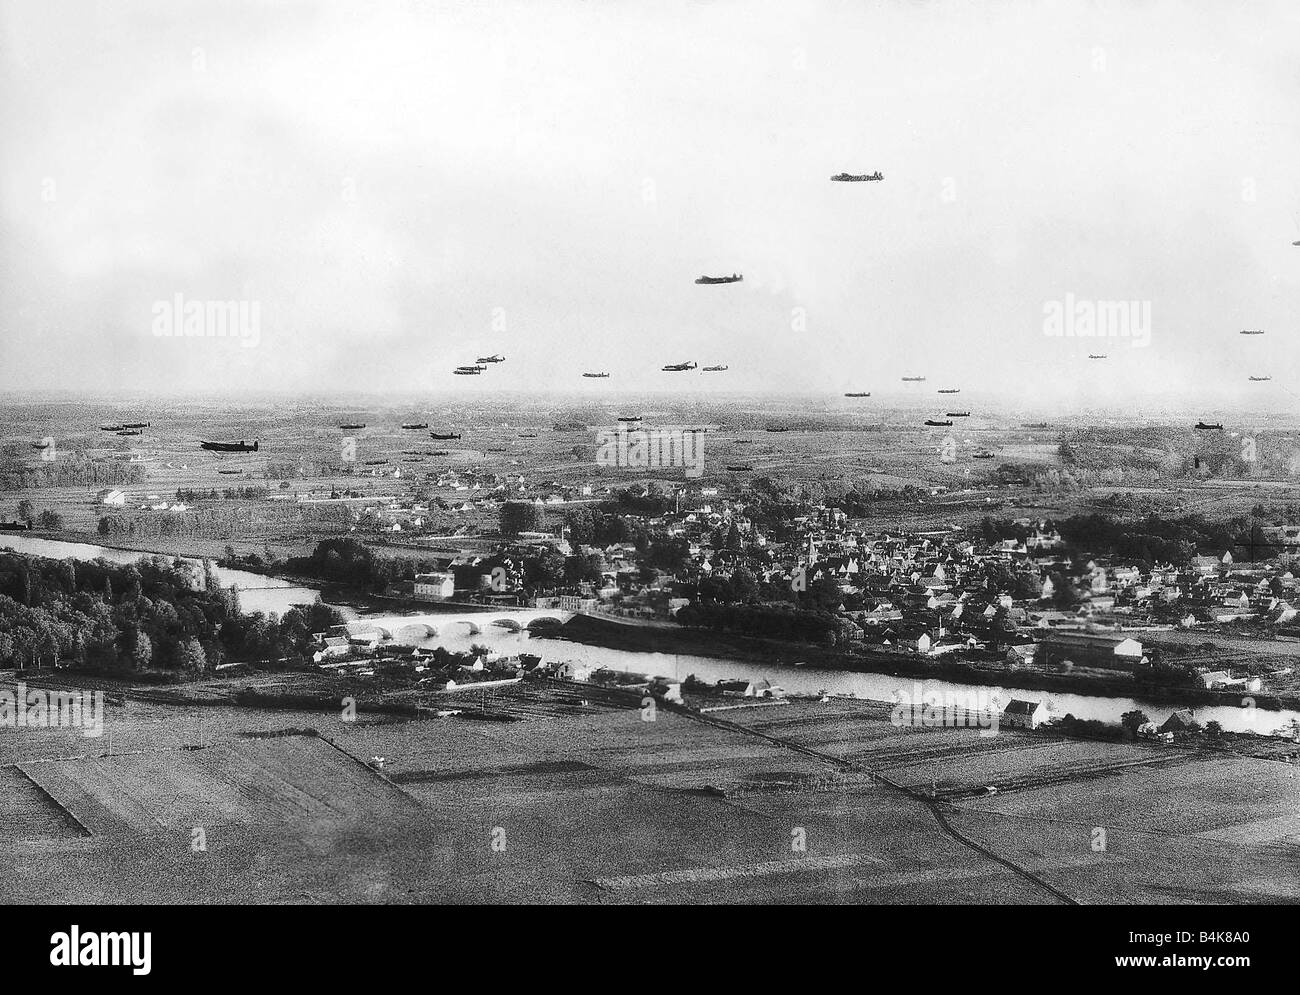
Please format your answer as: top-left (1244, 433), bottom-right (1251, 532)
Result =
top-left (7, 395), bottom-right (1300, 556)
top-left (2, 674), bottom-right (1297, 903)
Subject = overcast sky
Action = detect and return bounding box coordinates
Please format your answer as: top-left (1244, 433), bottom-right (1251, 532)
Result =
top-left (2, 0), bottom-right (1299, 408)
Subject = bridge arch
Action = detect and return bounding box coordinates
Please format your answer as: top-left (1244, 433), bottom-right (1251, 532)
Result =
top-left (489, 618), bottom-right (524, 632)
top-left (391, 622), bottom-right (438, 644)
top-left (525, 616), bottom-right (565, 631)
top-left (442, 619), bottom-right (483, 637)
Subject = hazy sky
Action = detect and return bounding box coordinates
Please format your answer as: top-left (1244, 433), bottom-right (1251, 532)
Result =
top-left (2, 0), bottom-right (1299, 408)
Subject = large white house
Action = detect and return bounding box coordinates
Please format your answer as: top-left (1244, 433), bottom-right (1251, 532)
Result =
top-left (413, 571), bottom-right (455, 601)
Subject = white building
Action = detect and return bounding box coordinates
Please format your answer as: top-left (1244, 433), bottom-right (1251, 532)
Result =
top-left (413, 572), bottom-right (455, 601)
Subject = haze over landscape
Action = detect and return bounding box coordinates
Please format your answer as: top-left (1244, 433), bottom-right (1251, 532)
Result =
top-left (2, 0), bottom-right (1299, 408)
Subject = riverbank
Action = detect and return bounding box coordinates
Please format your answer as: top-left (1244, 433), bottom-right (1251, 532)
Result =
top-left (555, 613), bottom-right (1300, 713)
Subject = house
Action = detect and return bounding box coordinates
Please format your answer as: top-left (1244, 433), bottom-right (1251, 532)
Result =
top-left (1038, 632), bottom-right (1145, 672)
top-left (97, 489), bottom-right (127, 506)
top-left (1000, 698), bottom-right (1049, 729)
top-left (1158, 709), bottom-right (1199, 735)
top-left (413, 572), bottom-right (455, 601)
top-left (312, 635), bottom-right (352, 663)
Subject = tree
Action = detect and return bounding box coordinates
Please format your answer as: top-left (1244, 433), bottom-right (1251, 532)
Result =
top-left (36, 510), bottom-right (63, 531)
top-left (729, 566), bottom-right (759, 603)
top-left (500, 501), bottom-right (543, 536)
top-left (1204, 720), bottom-right (1223, 739)
top-left (1120, 709), bottom-right (1150, 738)
top-left (529, 549), bottom-right (566, 589)
top-left (16, 500), bottom-right (33, 523)
top-left (176, 638), bottom-right (207, 674)
top-left (989, 606), bottom-right (1018, 653)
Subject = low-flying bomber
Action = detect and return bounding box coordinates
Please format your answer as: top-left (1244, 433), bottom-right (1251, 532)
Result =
top-left (946, 411), bottom-right (970, 417)
top-left (1195, 422), bottom-right (1224, 431)
top-left (477, 354), bottom-right (505, 363)
top-left (100, 424), bottom-right (124, 432)
top-left (116, 429), bottom-right (143, 436)
top-left (973, 449), bottom-right (995, 459)
top-left (937, 388), bottom-right (960, 394)
top-left (694, 274), bottom-right (742, 285)
top-left (901, 376), bottom-right (926, 382)
top-left (1240, 329), bottom-right (1265, 335)
top-left (1249, 376), bottom-right (1272, 382)
top-left (617, 415), bottom-right (642, 422)
top-left (401, 422), bottom-right (429, 430)
top-left (339, 423), bottom-right (366, 430)
top-left (429, 431), bottom-right (461, 440)
top-left (925, 419), bottom-right (954, 427)
top-left (702, 364), bottom-right (729, 372)
top-left (582, 372), bottom-right (610, 378)
top-left (844, 392), bottom-right (871, 397)
top-left (453, 367), bottom-right (483, 375)
top-left (662, 361), bottom-right (697, 372)
top-left (121, 422), bottom-right (150, 429)
top-left (830, 172), bottom-right (883, 182)
top-left (200, 439), bottom-right (259, 452)
top-left (1088, 354), bottom-right (1107, 359)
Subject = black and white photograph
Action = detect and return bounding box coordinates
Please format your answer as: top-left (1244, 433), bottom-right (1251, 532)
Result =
top-left (0, 0), bottom-right (1294, 961)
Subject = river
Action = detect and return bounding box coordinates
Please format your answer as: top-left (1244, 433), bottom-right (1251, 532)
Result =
top-left (4, 534), bottom-right (1296, 736)
top-left (0, 534), bottom-right (321, 616)
top-left (413, 624), bottom-right (1300, 737)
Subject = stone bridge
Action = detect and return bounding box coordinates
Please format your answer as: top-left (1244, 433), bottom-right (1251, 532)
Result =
top-left (344, 608), bottom-right (574, 645)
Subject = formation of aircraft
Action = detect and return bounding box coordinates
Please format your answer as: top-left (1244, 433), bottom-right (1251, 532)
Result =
top-left (454, 356), bottom-right (499, 375)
